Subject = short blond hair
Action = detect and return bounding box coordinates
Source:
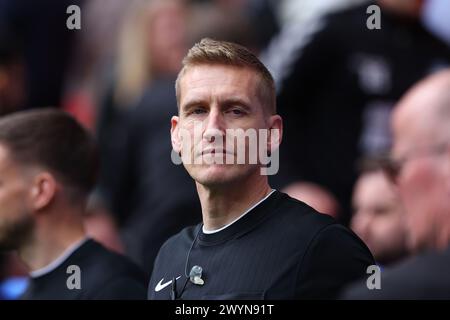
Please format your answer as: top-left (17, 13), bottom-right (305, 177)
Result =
top-left (175, 38), bottom-right (276, 114)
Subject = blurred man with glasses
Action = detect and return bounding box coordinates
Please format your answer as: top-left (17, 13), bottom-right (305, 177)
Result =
top-left (342, 69), bottom-right (450, 299)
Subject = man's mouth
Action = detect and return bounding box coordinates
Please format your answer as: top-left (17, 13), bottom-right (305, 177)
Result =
top-left (201, 149), bottom-right (233, 156)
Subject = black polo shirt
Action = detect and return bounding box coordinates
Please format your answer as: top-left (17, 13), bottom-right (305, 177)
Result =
top-left (148, 191), bottom-right (374, 299)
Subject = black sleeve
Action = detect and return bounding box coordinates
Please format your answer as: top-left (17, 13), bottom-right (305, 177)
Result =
top-left (295, 224), bottom-right (375, 299)
top-left (92, 276), bottom-right (147, 300)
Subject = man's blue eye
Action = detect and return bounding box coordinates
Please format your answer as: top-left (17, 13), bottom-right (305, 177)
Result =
top-left (192, 109), bottom-right (206, 114)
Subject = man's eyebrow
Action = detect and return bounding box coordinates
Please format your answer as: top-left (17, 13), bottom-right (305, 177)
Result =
top-left (181, 96), bottom-right (253, 111)
top-left (222, 97), bottom-right (252, 109)
top-left (181, 99), bottom-right (208, 112)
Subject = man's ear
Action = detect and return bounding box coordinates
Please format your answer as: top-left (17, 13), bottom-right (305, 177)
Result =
top-left (267, 114), bottom-right (283, 153)
top-left (29, 172), bottom-right (57, 211)
top-left (171, 115), bottom-right (181, 154)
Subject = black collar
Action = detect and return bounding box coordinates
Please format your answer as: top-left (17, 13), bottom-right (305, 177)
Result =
top-left (197, 190), bottom-right (284, 246)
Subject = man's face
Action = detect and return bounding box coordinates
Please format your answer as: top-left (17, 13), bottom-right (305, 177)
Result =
top-left (172, 64), bottom-right (278, 187)
top-left (0, 144), bottom-right (34, 251)
top-left (352, 170), bottom-right (406, 263)
top-left (391, 105), bottom-right (449, 252)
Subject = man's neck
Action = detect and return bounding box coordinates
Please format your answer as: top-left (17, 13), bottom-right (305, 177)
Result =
top-left (197, 174), bottom-right (272, 231)
top-left (18, 209), bottom-right (86, 272)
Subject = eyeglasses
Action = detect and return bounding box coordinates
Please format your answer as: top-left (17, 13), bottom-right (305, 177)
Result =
top-left (381, 142), bottom-right (449, 184)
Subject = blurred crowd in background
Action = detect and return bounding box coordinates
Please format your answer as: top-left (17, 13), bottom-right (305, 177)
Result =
top-left (1, 0), bottom-right (450, 299)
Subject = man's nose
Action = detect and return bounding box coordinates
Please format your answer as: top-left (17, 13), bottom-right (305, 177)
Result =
top-left (204, 110), bottom-right (225, 142)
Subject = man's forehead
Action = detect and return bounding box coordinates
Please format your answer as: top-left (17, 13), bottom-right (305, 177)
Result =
top-left (182, 64), bottom-right (257, 85)
top-left (179, 65), bottom-right (259, 103)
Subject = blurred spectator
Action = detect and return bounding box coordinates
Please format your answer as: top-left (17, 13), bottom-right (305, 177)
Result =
top-left (351, 158), bottom-right (408, 266)
top-left (0, 109), bottom-right (146, 299)
top-left (266, 0), bottom-right (450, 225)
top-left (261, 0), bottom-right (367, 91)
top-left (342, 69), bottom-right (450, 299)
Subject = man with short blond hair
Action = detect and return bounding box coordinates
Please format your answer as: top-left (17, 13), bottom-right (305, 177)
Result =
top-left (149, 38), bottom-right (374, 300)
top-left (175, 38), bottom-right (276, 115)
